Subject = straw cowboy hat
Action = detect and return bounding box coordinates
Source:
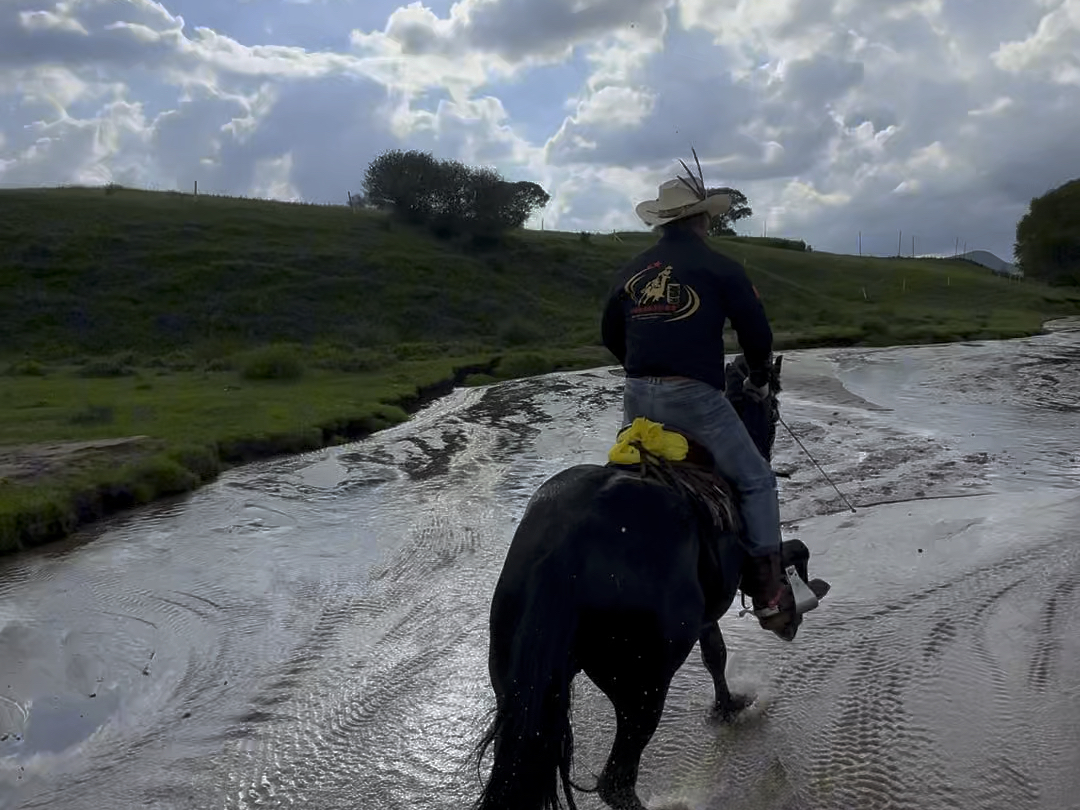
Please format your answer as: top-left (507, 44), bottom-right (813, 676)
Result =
top-left (635, 149), bottom-right (732, 228)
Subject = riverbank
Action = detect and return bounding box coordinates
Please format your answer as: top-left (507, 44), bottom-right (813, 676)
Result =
top-left (0, 317), bottom-right (1071, 557)
top-left (3, 185), bottom-right (1080, 555)
top-left (0, 345), bottom-right (612, 555)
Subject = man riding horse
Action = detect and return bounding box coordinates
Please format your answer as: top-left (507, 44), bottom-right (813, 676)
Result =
top-left (601, 154), bottom-right (793, 635)
top-left (471, 154), bottom-right (830, 810)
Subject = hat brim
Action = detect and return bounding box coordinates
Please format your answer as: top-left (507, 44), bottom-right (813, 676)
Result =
top-left (635, 193), bottom-right (732, 228)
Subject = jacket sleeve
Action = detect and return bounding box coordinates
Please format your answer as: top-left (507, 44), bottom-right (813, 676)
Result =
top-left (720, 262), bottom-right (773, 381)
top-left (600, 284), bottom-right (627, 364)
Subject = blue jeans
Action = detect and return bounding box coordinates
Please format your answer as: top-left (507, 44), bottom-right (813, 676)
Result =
top-left (621, 376), bottom-right (781, 558)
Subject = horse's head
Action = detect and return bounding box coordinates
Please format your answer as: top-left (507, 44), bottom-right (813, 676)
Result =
top-left (759, 538), bottom-right (831, 641)
top-left (724, 353), bottom-right (784, 462)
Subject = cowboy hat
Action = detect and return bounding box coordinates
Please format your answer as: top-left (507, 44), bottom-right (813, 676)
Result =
top-left (635, 179), bottom-right (732, 228)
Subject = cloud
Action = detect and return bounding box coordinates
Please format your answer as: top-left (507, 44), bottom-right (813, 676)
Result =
top-left (0, 98), bottom-right (153, 188)
top-left (544, 0), bottom-right (1080, 257)
top-left (1, 0), bottom-right (1078, 263)
top-left (993, 0), bottom-right (1080, 84)
top-left (357, 0), bottom-right (670, 63)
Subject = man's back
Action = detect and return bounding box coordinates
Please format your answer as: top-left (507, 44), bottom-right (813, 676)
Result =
top-left (601, 229), bottom-right (773, 391)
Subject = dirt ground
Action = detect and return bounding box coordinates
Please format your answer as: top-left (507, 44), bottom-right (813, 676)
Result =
top-left (0, 437), bottom-right (154, 486)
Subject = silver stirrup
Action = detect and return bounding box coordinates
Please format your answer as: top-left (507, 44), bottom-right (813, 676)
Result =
top-left (787, 565), bottom-right (820, 615)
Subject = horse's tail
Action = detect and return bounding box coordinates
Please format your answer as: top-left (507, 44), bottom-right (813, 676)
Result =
top-left (472, 564), bottom-right (580, 810)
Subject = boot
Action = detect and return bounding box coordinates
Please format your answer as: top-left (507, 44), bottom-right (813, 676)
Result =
top-left (741, 551), bottom-right (791, 632)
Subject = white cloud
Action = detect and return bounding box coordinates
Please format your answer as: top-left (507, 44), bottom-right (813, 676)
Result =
top-left (968, 96), bottom-right (1014, 117)
top-left (1, 0), bottom-right (1078, 262)
top-left (0, 98), bottom-right (153, 188)
top-left (250, 152), bottom-right (300, 200)
top-left (993, 0), bottom-right (1080, 84)
top-left (569, 85), bottom-right (655, 127)
top-left (356, 0), bottom-right (671, 62)
top-left (19, 8), bottom-right (90, 34)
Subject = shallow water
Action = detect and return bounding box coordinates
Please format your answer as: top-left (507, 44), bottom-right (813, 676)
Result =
top-left (2, 321), bottom-right (1079, 810)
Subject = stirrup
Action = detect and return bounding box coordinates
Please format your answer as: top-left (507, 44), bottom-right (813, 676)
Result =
top-left (786, 564), bottom-right (821, 614)
top-left (737, 565), bottom-right (820, 618)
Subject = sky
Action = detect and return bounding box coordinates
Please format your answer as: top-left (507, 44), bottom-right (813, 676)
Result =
top-left (3, 0), bottom-right (1079, 260)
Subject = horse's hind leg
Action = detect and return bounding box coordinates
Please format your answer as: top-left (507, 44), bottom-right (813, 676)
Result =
top-left (594, 680), bottom-right (670, 810)
top-left (700, 621), bottom-right (752, 723)
top-left (585, 623), bottom-right (697, 810)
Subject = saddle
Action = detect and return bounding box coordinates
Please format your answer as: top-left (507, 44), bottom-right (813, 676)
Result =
top-left (606, 418), bottom-right (741, 535)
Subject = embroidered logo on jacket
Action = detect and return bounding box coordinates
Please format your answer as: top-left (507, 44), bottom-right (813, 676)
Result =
top-left (624, 261), bottom-right (700, 322)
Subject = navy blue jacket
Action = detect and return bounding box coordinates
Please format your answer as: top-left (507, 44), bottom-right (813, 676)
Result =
top-left (601, 229), bottom-right (773, 391)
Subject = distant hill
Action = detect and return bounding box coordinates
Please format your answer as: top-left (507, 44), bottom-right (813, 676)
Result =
top-left (1, 185), bottom-right (1077, 359)
top-left (959, 250), bottom-right (1023, 278)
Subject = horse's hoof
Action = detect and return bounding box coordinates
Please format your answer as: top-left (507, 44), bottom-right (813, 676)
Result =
top-left (710, 693), bottom-right (753, 724)
top-left (597, 778), bottom-right (647, 810)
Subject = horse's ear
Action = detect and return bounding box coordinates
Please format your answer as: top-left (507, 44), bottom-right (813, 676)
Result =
top-left (808, 578), bottom-right (831, 599)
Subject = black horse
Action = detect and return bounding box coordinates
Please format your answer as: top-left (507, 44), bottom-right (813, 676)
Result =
top-left (471, 356), bottom-right (831, 810)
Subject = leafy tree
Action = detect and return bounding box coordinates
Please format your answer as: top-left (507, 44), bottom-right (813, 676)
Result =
top-left (470, 174), bottom-right (551, 235)
top-left (1014, 178), bottom-right (1080, 286)
top-left (429, 158), bottom-right (475, 235)
top-left (501, 181), bottom-right (551, 228)
top-left (466, 165), bottom-right (509, 234)
top-left (361, 150), bottom-right (550, 241)
top-left (706, 187), bottom-right (753, 236)
top-left (362, 149), bottom-right (445, 223)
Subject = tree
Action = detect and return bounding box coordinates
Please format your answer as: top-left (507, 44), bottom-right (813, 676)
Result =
top-left (428, 158), bottom-right (475, 235)
top-left (362, 149), bottom-right (443, 223)
top-left (361, 150), bottom-right (551, 240)
top-left (501, 181), bottom-right (551, 228)
top-left (1014, 178), bottom-right (1080, 286)
top-left (470, 174), bottom-right (551, 234)
top-left (705, 187), bottom-right (753, 236)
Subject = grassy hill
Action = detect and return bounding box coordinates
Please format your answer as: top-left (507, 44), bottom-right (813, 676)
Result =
top-left (4, 185), bottom-right (1079, 361)
top-left (2, 185), bottom-right (1079, 554)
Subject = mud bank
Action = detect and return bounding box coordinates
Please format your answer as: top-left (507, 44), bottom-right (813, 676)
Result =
top-left (0, 359), bottom-right (499, 556)
top-left (6, 317), bottom-right (1077, 557)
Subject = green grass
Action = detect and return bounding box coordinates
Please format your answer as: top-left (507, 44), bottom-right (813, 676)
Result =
top-left (1, 184), bottom-right (1079, 554)
top-left (4, 185), bottom-right (1077, 360)
top-left (0, 345), bottom-right (615, 554)
top-left (0, 350), bottom-right (614, 451)
top-left (0, 358), bottom-right (464, 553)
